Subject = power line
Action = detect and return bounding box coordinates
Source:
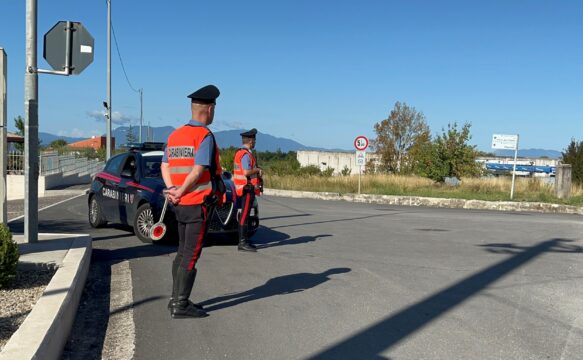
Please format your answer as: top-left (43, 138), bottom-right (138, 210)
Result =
top-left (110, 20), bottom-right (139, 93)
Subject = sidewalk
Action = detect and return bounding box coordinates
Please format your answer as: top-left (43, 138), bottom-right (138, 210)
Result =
top-left (1, 187), bottom-right (92, 360)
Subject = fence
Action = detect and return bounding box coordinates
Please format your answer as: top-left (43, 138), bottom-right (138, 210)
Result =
top-left (7, 151), bottom-right (103, 176)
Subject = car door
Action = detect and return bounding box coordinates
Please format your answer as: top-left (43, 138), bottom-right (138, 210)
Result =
top-left (117, 154), bottom-right (139, 225)
top-left (97, 153), bottom-right (127, 221)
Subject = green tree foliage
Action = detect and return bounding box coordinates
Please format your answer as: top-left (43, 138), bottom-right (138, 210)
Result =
top-left (372, 102), bottom-right (430, 173)
top-left (417, 122), bottom-right (482, 182)
top-left (126, 124), bottom-right (137, 144)
top-left (561, 139), bottom-right (583, 185)
top-left (363, 158), bottom-right (377, 174)
top-left (219, 148), bottom-right (301, 176)
top-left (0, 224), bottom-right (19, 289)
top-left (49, 139), bottom-right (69, 154)
top-left (14, 116), bottom-right (25, 152)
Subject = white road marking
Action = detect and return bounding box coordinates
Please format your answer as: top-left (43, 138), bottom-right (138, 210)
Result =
top-left (7, 192), bottom-right (88, 223)
top-left (102, 260), bottom-right (135, 360)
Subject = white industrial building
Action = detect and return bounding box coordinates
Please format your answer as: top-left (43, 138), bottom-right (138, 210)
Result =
top-left (296, 151), bottom-right (380, 175)
top-left (297, 150), bottom-right (559, 177)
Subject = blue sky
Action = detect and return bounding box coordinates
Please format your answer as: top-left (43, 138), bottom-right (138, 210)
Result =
top-left (1, 0), bottom-right (581, 151)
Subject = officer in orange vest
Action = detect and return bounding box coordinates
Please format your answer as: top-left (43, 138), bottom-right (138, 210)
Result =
top-left (161, 84), bottom-right (223, 319)
top-left (233, 128), bottom-right (263, 252)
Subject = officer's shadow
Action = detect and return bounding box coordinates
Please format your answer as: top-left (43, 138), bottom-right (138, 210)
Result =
top-left (199, 268), bottom-right (351, 312)
top-left (252, 226), bottom-right (333, 249)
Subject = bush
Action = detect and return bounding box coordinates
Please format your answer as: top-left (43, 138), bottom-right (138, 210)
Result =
top-left (341, 166), bottom-right (351, 176)
top-left (0, 224), bottom-right (19, 289)
top-left (321, 167), bottom-right (335, 177)
top-left (298, 165), bottom-right (321, 176)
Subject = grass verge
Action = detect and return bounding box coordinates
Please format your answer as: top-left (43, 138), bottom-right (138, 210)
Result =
top-left (264, 174), bottom-right (583, 206)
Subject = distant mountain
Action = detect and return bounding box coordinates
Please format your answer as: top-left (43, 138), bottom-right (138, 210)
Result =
top-left (494, 148), bottom-right (562, 159)
top-left (39, 132), bottom-right (85, 146)
top-left (214, 129), bottom-right (321, 152)
top-left (42, 126), bottom-right (325, 152)
top-left (112, 125), bottom-right (175, 144)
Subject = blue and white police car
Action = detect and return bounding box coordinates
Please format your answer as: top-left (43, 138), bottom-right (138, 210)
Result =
top-left (88, 142), bottom-right (259, 243)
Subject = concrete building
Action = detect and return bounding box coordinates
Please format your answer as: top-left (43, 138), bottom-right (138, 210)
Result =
top-left (297, 150), bottom-right (380, 175)
top-left (68, 136), bottom-right (114, 150)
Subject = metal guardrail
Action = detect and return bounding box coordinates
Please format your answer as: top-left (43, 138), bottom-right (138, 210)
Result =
top-left (7, 151), bottom-right (104, 176)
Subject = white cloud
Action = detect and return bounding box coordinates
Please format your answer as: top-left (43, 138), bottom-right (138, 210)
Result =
top-left (87, 110), bottom-right (136, 125)
top-left (212, 120), bottom-right (244, 131)
top-left (57, 128), bottom-right (101, 138)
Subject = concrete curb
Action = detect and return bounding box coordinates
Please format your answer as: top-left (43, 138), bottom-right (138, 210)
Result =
top-left (263, 188), bottom-right (583, 215)
top-left (0, 235), bottom-right (92, 360)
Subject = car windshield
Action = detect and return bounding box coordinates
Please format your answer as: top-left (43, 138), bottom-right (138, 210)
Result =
top-left (142, 155), bottom-right (163, 178)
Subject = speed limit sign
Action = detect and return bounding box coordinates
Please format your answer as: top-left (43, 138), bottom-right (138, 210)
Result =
top-left (354, 136), bottom-right (369, 151)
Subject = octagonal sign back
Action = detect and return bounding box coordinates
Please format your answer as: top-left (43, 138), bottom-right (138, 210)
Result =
top-left (44, 21), bottom-right (94, 75)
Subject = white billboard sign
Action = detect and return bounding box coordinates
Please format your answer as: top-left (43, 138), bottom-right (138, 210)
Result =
top-left (492, 134), bottom-right (518, 150)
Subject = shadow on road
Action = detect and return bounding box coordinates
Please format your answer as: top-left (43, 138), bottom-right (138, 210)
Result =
top-left (307, 238), bottom-right (583, 360)
top-left (269, 213), bottom-right (400, 230)
top-left (200, 268), bottom-right (351, 312)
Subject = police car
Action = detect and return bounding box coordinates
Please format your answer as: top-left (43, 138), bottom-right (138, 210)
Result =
top-left (88, 142), bottom-right (259, 243)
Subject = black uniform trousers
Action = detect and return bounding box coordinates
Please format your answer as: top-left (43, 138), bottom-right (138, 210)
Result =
top-left (173, 204), bottom-right (210, 271)
top-left (239, 186), bottom-right (255, 238)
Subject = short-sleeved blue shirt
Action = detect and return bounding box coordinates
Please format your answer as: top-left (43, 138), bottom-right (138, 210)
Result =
top-left (241, 153), bottom-right (252, 170)
top-left (162, 119), bottom-right (214, 167)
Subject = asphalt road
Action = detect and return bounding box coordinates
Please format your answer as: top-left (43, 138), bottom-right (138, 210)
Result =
top-left (9, 195), bottom-right (583, 359)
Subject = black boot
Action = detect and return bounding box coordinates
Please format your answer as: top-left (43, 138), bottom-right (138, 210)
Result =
top-left (168, 262), bottom-right (203, 311)
top-left (238, 225), bottom-right (256, 252)
top-left (170, 268), bottom-right (208, 319)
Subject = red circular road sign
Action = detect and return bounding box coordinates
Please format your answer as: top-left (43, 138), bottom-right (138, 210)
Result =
top-left (354, 136), bottom-right (369, 150)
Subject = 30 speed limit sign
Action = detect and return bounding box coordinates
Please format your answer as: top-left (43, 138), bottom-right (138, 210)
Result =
top-left (354, 136), bottom-right (369, 151)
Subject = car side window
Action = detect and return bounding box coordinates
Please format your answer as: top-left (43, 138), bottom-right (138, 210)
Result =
top-left (122, 155), bottom-right (136, 172)
top-left (104, 154), bottom-right (126, 175)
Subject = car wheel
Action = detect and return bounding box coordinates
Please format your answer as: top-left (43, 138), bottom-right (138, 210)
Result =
top-left (133, 203), bottom-right (155, 243)
top-left (88, 195), bottom-right (107, 228)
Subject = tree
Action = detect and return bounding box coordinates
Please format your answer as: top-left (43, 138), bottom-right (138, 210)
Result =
top-left (126, 124), bottom-right (137, 144)
top-left (561, 139), bottom-right (583, 185)
top-left (418, 122), bottom-right (482, 182)
top-left (49, 139), bottom-right (68, 153)
top-left (372, 102), bottom-right (430, 173)
top-left (14, 116), bottom-right (24, 152)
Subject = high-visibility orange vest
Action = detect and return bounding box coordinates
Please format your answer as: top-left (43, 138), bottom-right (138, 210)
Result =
top-left (167, 125), bottom-right (222, 205)
top-left (233, 148), bottom-right (260, 196)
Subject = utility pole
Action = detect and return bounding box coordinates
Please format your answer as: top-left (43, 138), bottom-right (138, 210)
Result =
top-left (139, 88), bottom-right (143, 142)
top-left (106, 0), bottom-right (112, 159)
top-left (25, 0), bottom-right (39, 243)
top-left (0, 48), bottom-right (7, 225)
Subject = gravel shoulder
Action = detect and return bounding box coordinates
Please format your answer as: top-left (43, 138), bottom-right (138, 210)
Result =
top-left (1, 186), bottom-right (89, 353)
top-left (0, 268), bottom-right (57, 351)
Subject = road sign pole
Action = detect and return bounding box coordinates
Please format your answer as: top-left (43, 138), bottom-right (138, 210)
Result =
top-left (25, 0), bottom-right (39, 243)
top-left (106, 0), bottom-right (112, 160)
top-left (358, 165), bottom-right (361, 195)
top-left (510, 135), bottom-right (519, 200)
top-left (0, 48), bottom-right (7, 225)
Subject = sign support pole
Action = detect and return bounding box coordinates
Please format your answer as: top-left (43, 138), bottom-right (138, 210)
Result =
top-left (510, 135), bottom-right (519, 200)
top-left (25, 0), bottom-right (39, 243)
top-left (358, 165), bottom-right (361, 195)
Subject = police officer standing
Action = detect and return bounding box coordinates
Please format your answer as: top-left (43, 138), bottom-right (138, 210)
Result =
top-left (161, 84), bottom-right (223, 318)
top-left (233, 128), bottom-right (263, 252)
